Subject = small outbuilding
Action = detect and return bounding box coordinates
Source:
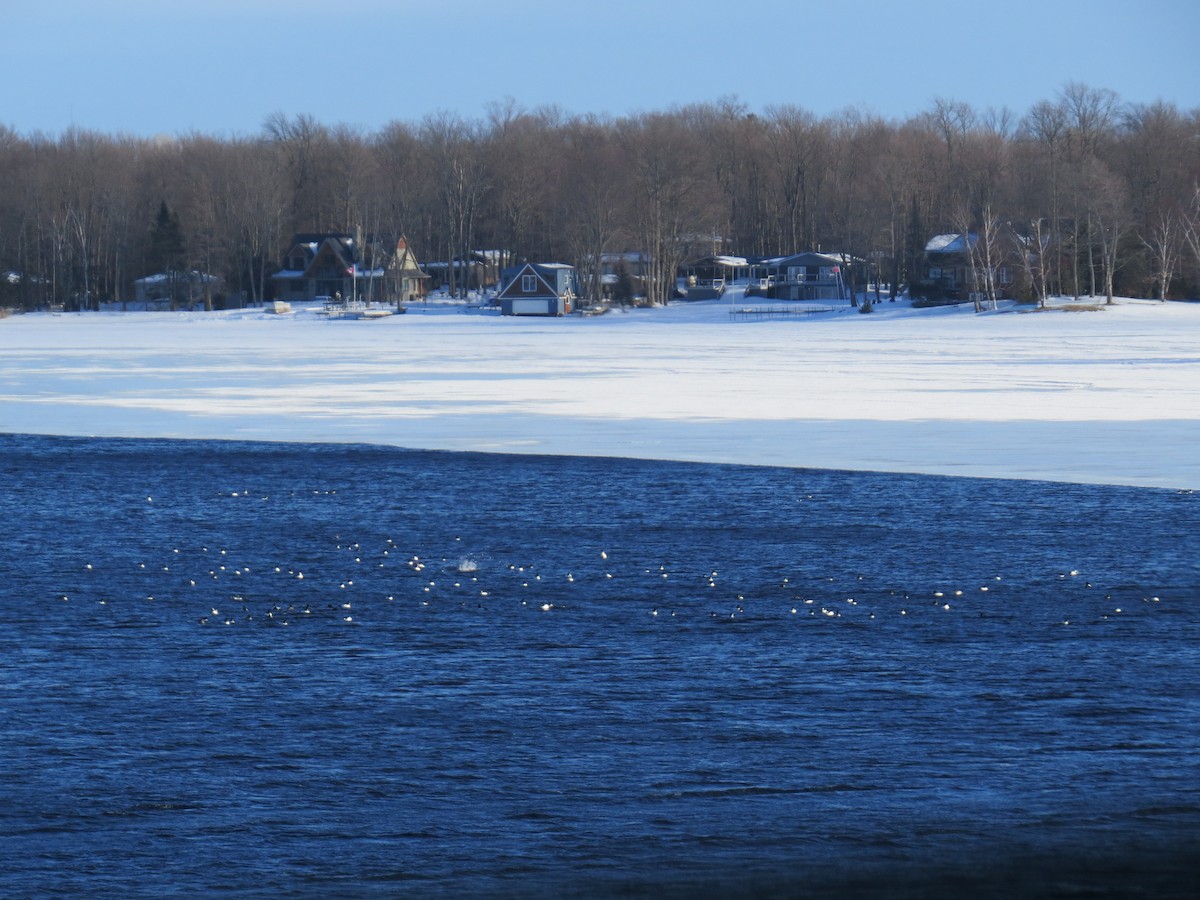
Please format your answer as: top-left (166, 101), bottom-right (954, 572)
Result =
top-left (134, 271), bottom-right (221, 309)
top-left (496, 263), bottom-right (577, 316)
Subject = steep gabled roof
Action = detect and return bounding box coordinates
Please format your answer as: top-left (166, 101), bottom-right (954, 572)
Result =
top-left (393, 237), bottom-right (429, 278)
top-left (297, 236), bottom-right (356, 278)
top-left (282, 232), bottom-right (354, 260)
top-left (497, 262), bottom-right (573, 299)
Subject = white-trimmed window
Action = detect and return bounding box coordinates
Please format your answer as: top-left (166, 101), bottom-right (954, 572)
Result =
top-left (522, 274), bottom-right (537, 292)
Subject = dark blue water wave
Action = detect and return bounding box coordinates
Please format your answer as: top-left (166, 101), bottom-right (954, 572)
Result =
top-left (0, 433), bottom-right (1197, 897)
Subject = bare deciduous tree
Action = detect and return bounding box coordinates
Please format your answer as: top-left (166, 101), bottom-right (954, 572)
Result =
top-left (618, 113), bottom-right (711, 306)
top-left (1, 84), bottom-right (1196, 311)
top-left (421, 112), bottom-right (490, 299)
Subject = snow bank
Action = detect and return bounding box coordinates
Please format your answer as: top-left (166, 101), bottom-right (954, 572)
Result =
top-left (2, 293), bottom-right (1197, 489)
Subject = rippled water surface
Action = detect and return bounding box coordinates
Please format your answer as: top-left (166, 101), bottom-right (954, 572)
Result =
top-left (1, 434), bottom-right (1197, 897)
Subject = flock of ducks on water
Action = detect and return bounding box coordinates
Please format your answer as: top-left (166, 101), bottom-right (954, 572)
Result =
top-left (54, 490), bottom-right (1169, 630)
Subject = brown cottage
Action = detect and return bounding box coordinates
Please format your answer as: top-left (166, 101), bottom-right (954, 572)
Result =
top-left (271, 233), bottom-right (429, 305)
top-left (920, 234), bottom-right (1015, 302)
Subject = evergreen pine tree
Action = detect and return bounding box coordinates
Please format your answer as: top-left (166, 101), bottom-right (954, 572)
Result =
top-left (149, 200), bottom-right (186, 308)
top-left (614, 264), bottom-right (635, 306)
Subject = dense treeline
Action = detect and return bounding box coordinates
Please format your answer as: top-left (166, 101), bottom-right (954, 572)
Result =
top-left (2, 84), bottom-right (1198, 311)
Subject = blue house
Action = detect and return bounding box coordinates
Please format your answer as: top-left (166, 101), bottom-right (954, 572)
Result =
top-left (752, 252), bottom-right (852, 301)
top-left (496, 263), bottom-right (578, 316)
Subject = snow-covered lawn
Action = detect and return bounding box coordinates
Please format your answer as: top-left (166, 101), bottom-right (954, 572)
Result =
top-left (3, 291), bottom-right (1198, 489)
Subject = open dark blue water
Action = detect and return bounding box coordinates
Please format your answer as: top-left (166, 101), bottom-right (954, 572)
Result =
top-left (0, 433), bottom-right (1197, 897)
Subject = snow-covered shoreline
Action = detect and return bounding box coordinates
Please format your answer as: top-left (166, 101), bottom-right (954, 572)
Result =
top-left (3, 293), bottom-right (1198, 490)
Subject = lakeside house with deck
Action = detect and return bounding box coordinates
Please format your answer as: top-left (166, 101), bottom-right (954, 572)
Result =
top-left (751, 252), bottom-right (854, 301)
top-left (681, 255), bottom-right (751, 299)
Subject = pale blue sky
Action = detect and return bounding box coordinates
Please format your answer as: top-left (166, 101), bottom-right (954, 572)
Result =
top-left (6, 0), bottom-right (1199, 137)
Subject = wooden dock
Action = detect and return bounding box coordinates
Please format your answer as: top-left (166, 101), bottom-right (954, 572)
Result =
top-left (729, 305), bottom-right (834, 320)
top-left (319, 297), bottom-right (394, 319)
